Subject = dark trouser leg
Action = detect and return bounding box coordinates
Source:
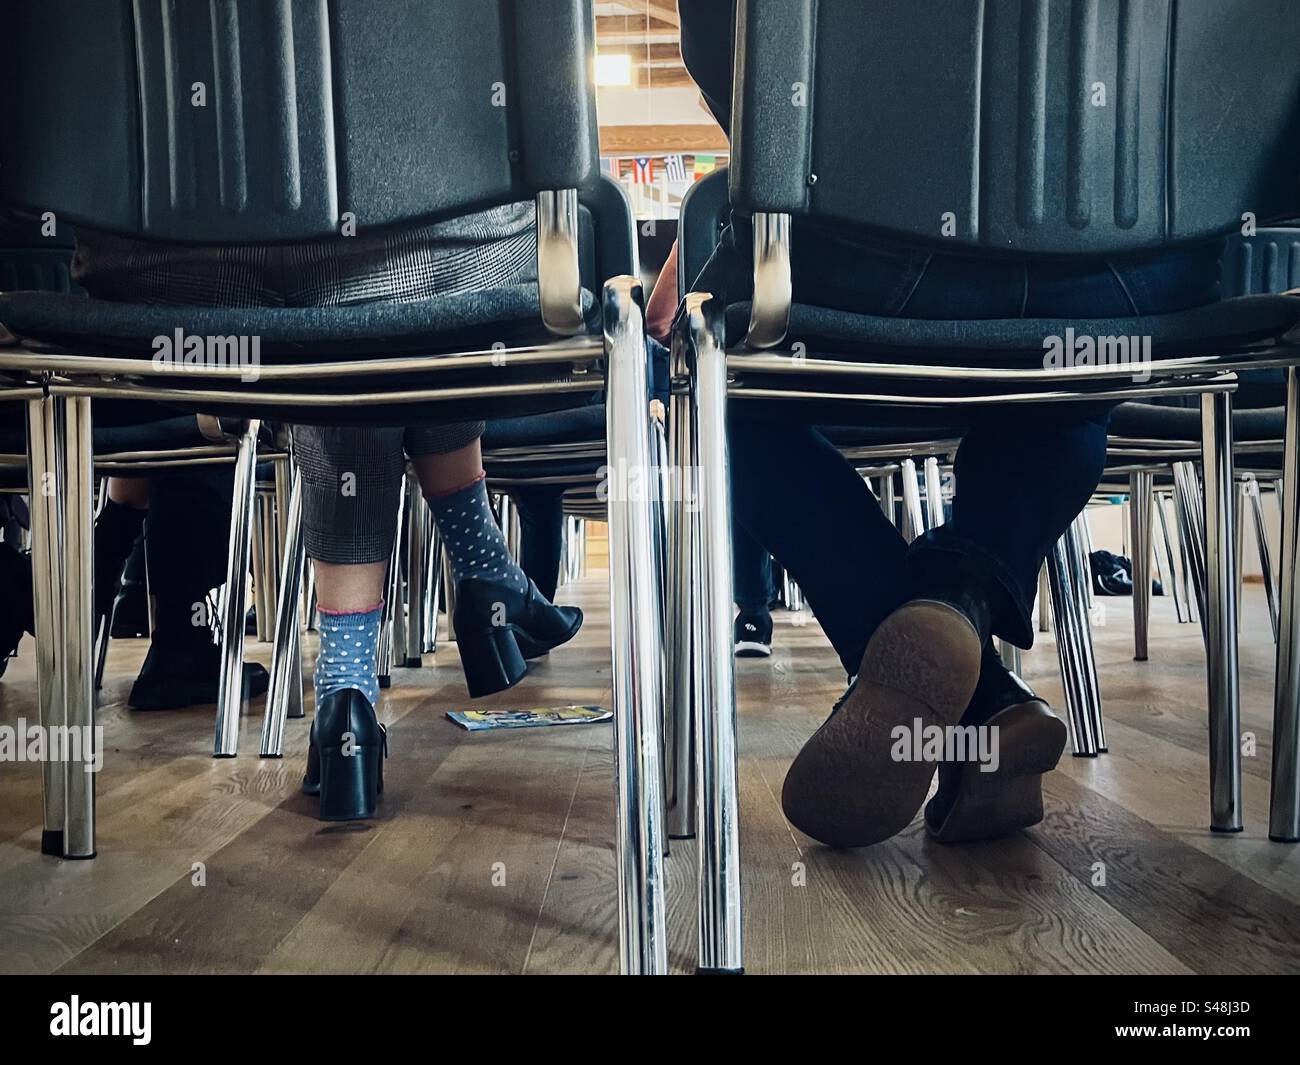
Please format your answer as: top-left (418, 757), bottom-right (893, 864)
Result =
top-left (728, 414), bottom-right (909, 676)
top-left (910, 403), bottom-right (1114, 648)
top-left (510, 485), bottom-right (566, 601)
top-left (146, 466), bottom-right (239, 643)
top-left (731, 523), bottom-right (773, 612)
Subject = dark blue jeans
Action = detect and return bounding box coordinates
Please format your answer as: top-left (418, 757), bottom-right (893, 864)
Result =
top-left (706, 218), bottom-right (1224, 676)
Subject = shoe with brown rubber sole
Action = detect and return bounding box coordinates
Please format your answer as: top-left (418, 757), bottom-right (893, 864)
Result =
top-left (924, 698), bottom-right (1067, 844)
top-left (781, 599), bottom-right (984, 848)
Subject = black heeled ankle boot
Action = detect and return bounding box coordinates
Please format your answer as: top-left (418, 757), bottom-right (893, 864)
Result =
top-left (452, 577), bottom-right (582, 698)
top-left (129, 595), bottom-right (269, 711)
top-left (302, 688), bottom-right (388, 821)
top-left (924, 647), bottom-right (1067, 844)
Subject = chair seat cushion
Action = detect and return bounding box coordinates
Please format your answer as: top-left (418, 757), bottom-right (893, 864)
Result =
top-left (725, 293), bottom-right (1300, 363)
top-left (483, 403), bottom-right (606, 449)
top-left (1109, 402), bottom-right (1284, 442)
top-left (0, 283), bottom-right (597, 358)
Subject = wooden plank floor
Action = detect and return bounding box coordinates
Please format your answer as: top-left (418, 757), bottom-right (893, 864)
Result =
top-left (0, 572), bottom-right (1297, 974)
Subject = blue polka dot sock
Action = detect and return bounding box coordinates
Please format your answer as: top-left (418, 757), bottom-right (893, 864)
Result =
top-left (313, 604), bottom-right (382, 707)
top-left (426, 472), bottom-right (528, 593)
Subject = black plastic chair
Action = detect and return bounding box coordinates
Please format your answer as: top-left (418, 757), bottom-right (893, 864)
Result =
top-left (667, 0), bottom-right (1300, 970)
top-left (0, 0), bottom-right (673, 973)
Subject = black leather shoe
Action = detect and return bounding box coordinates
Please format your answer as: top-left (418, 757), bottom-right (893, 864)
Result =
top-left (781, 546), bottom-right (1008, 849)
top-left (302, 687), bottom-right (387, 821)
top-left (452, 577), bottom-right (583, 698)
top-left (128, 638), bottom-right (270, 710)
top-left (924, 648), bottom-right (1067, 844)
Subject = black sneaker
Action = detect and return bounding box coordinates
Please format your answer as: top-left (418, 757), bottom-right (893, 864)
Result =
top-left (733, 608), bottom-right (773, 658)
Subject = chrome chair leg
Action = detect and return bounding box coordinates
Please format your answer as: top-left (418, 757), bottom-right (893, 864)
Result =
top-left (403, 469), bottom-right (424, 668)
top-left (1172, 461), bottom-right (1208, 631)
top-left (1269, 366), bottom-right (1300, 842)
top-left (422, 519), bottom-right (441, 655)
top-left (1155, 489), bottom-right (1188, 623)
top-left (1038, 563), bottom-right (1050, 633)
top-left (260, 464), bottom-right (305, 757)
top-left (877, 472), bottom-right (897, 529)
top-left (377, 476), bottom-right (406, 688)
top-left (213, 420), bottom-right (261, 758)
top-left (666, 328), bottom-right (698, 842)
top-left (1247, 475), bottom-right (1280, 642)
top-left (997, 637), bottom-right (1021, 675)
top-left (900, 457), bottom-right (924, 542)
top-left (26, 398), bottom-right (67, 855)
top-left (603, 277), bottom-right (668, 974)
top-left (782, 571), bottom-right (804, 613)
top-left (1130, 471), bottom-right (1153, 661)
top-left (1046, 528), bottom-right (1104, 757)
top-left (1201, 391), bottom-right (1242, 834)
top-left (251, 492), bottom-right (271, 642)
top-left (923, 455), bottom-right (944, 530)
top-left (60, 397), bottom-right (96, 858)
top-left (677, 291), bottom-right (742, 975)
top-left (1235, 478), bottom-right (1247, 617)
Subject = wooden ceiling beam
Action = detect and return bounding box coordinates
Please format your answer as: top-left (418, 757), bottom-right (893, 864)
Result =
top-left (599, 123), bottom-right (728, 155)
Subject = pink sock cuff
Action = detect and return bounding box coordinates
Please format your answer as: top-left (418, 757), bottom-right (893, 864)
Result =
top-left (426, 471), bottom-right (486, 499)
top-left (316, 601), bottom-right (384, 617)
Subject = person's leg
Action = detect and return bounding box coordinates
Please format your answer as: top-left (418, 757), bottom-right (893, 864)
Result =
top-left (291, 425), bottom-right (405, 820)
top-left (96, 477), bottom-right (148, 625)
top-left (129, 467), bottom-right (272, 709)
top-left (729, 416), bottom-right (909, 677)
top-left (510, 485), bottom-right (566, 601)
top-left (405, 426), bottom-right (582, 696)
top-left (732, 522), bottom-right (775, 657)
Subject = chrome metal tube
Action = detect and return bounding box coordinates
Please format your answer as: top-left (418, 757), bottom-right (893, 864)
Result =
top-left (1246, 475), bottom-right (1280, 642)
top-left (213, 420), bottom-right (261, 758)
top-left (1046, 533), bottom-right (1103, 756)
top-left (1201, 391), bottom-right (1242, 833)
top-left (422, 518), bottom-right (441, 655)
top-left (260, 465), bottom-right (305, 758)
top-left (1270, 366), bottom-right (1300, 842)
top-left (603, 276), bottom-right (668, 974)
top-left (61, 397), bottom-right (96, 858)
top-left (251, 493), bottom-right (270, 642)
top-left (682, 292), bottom-right (743, 974)
top-left (404, 470), bottom-right (424, 668)
top-left (923, 456), bottom-right (944, 530)
top-left (877, 473), bottom-right (897, 529)
top-left (25, 398), bottom-right (66, 856)
top-left (1173, 462), bottom-right (1208, 632)
top-left (666, 322), bottom-right (698, 842)
top-left (1130, 471), bottom-right (1152, 661)
top-left (746, 212), bottom-right (792, 349)
top-left (900, 458), bottom-right (924, 542)
top-left (1155, 489), bottom-right (1188, 623)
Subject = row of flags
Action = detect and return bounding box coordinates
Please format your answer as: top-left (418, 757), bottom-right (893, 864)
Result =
top-left (601, 153), bottom-right (719, 185)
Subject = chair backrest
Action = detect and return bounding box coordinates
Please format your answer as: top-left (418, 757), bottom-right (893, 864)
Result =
top-left (1, 0), bottom-right (598, 243)
top-left (730, 0), bottom-right (1300, 256)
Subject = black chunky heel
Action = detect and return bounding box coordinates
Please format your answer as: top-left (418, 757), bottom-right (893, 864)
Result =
top-left (457, 626), bottom-right (528, 698)
top-left (302, 689), bottom-right (387, 821)
top-left (451, 578), bottom-right (583, 698)
top-left (317, 744), bottom-right (383, 821)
